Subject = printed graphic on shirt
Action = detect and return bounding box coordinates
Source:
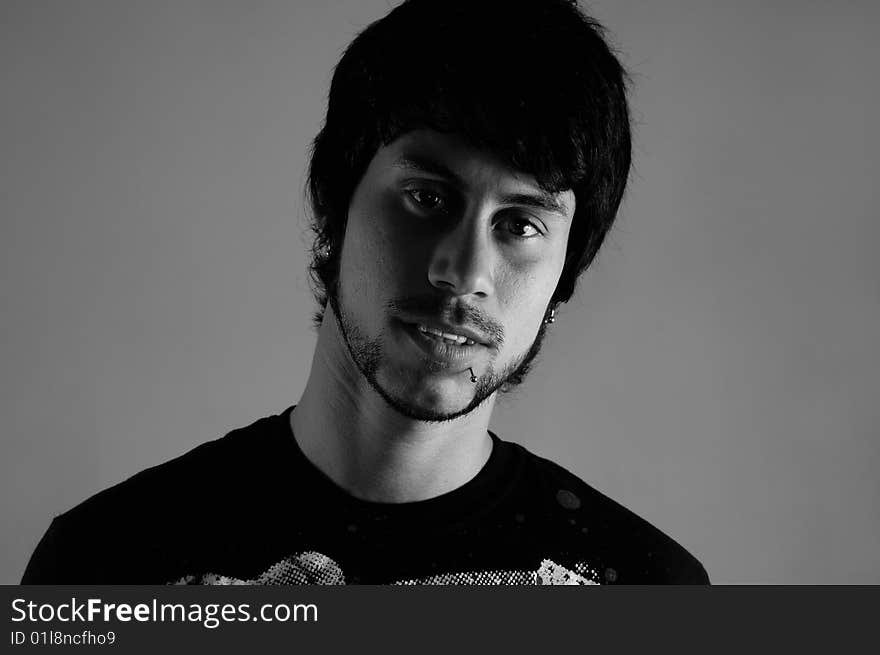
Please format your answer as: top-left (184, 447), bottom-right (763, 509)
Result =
top-left (171, 551), bottom-right (600, 586)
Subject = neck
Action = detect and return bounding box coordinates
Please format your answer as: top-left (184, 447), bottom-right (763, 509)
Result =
top-left (291, 307), bottom-right (495, 503)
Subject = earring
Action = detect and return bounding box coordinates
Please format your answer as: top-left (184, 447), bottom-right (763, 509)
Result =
top-left (544, 307), bottom-right (557, 325)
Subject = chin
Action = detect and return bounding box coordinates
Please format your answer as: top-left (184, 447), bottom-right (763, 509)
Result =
top-left (373, 369), bottom-right (489, 423)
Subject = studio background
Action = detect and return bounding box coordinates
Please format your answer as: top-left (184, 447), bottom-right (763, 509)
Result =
top-left (3, 0), bottom-right (878, 584)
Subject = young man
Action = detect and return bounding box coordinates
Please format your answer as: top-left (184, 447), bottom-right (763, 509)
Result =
top-left (23, 0), bottom-right (709, 585)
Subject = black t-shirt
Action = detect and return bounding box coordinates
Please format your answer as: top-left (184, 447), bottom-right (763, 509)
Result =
top-left (22, 406), bottom-right (709, 585)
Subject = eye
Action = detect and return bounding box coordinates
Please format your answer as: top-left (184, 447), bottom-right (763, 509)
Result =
top-left (406, 188), bottom-right (447, 212)
top-left (501, 217), bottom-right (542, 239)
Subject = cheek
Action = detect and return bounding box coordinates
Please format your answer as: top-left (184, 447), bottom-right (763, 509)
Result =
top-left (500, 237), bottom-right (566, 300)
top-left (495, 240), bottom-right (566, 347)
top-left (353, 191), bottom-right (427, 270)
top-left (339, 197), bottom-right (412, 303)
top-left (495, 269), bottom-right (552, 344)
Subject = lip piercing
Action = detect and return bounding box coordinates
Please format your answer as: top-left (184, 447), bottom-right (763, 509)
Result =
top-left (468, 367), bottom-right (477, 383)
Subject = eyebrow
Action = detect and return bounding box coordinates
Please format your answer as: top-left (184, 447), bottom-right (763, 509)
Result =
top-left (392, 154), bottom-right (570, 217)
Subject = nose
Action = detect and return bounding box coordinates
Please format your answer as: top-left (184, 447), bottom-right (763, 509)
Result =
top-left (427, 219), bottom-right (494, 298)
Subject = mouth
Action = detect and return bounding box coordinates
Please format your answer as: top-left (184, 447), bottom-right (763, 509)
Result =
top-left (413, 323), bottom-right (477, 346)
top-left (397, 314), bottom-right (490, 347)
top-left (396, 320), bottom-right (485, 367)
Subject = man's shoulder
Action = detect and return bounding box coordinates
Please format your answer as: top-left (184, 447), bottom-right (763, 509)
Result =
top-left (66, 412), bottom-right (282, 521)
top-left (21, 410), bottom-right (288, 583)
top-left (510, 442), bottom-right (710, 584)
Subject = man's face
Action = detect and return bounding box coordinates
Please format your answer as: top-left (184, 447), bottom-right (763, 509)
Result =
top-left (332, 129), bottom-right (575, 422)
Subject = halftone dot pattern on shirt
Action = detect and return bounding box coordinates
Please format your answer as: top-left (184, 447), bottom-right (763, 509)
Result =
top-left (172, 552), bottom-right (600, 585)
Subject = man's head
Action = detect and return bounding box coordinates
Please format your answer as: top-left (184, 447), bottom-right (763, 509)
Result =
top-left (306, 0), bottom-right (631, 421)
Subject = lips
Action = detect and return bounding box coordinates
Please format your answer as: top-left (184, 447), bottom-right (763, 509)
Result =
top-left (414, 324), bottom-right (476, 346)
top-left (398, 314), bottom-right (489, 346)
top-left (397, 320), bottom-right (484, 367)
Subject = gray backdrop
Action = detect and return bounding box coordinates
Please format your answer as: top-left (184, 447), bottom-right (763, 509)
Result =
top-left (3, 0), bottom-right (878, 584)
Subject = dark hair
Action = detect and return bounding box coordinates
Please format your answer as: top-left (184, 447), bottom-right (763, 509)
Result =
top-left (307, 0), bottom-right (631, 322)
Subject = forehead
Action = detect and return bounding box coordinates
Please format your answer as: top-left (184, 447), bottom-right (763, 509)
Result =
top-left (371, 129), bottom-right (575, 213)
